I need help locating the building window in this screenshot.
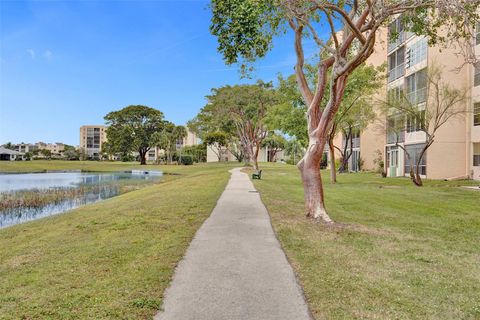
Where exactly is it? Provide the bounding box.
[387,85,404,104]
[386,114,405,144]
[475,63,480,87]
[474,102,480,126]
[406,109,425,133]
[342,129,360,149]
[474,143,480,167]
[406,69,427,104]
[405,143,427,176]
[406,38,427,68]
[388,46,405,82]
[388,18,405,52]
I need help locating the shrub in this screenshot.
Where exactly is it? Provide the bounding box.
[179,154,193,165]
[320,153,328,169]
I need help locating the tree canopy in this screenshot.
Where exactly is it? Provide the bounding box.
[191,81,279,169]
[104,105,165,165]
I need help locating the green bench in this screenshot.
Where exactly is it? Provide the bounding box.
[252,170,262,180]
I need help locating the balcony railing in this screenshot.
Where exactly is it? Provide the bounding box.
[388,63,405,82]
[388,32,405,53]
[406,87,427,105]
[387,131,405,144]
[352,137,360,148]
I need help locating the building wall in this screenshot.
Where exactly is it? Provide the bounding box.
[184,130,198,147]
[469,32,480,180]
[79,125,107,158]
[206,144,284,163]
[350,19,480,180]
[422,37,469,179]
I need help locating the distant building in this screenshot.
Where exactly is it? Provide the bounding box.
[79,125,107,159]
[13,143,38,154]
[0,146,25,161]
[35,142,65,155]
[206,144,284,163]
[147,129,199,162]
[79,125,197,161]
[9,142,65,157]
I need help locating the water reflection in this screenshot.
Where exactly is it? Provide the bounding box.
[0,171,162,228]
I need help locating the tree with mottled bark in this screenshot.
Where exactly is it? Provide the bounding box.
[196,82,278,170]
[382,65,468,186]
[262,133,287,162]
[105,105,165,165]
[188,109,246,162]
[210,0,479,222]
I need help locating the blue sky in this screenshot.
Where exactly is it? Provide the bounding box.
[0,0,317,145]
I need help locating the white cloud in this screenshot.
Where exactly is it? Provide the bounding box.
[27,49,35,59]
[43,50,53,60]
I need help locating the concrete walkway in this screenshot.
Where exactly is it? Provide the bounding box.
[155,168,312,320]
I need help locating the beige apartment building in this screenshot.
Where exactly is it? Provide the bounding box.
[206,144,284,163]
[80,125,198,161]
[12,142,65,156]
[79,125,108,159]
[330,18,480,181]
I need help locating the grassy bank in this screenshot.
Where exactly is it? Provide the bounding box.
[0,163,235,319]
[250,164,480,320]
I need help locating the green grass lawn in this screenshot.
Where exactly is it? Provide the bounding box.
[249,164,480,320]
[0,162,236,319]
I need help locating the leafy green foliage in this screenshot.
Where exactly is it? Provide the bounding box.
[179,154,194,165]
[268,63,384,149]
[153,122,187,164]
[210,0,281,73]
[203,131,228,148]
[211,1,479,68]
[261,132,287,150]
[266,74,308,147]
[181,145,207,163]
[104,105,165,164]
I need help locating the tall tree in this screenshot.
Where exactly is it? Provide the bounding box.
[194,82,278,169]
[189,102,247,162]
[210,0,479,222]
[382,65,468,186]
[154,122,187,164]
[104,105,165,165]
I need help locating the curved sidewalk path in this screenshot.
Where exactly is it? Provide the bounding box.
[155,168,312,320]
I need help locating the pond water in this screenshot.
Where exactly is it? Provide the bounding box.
[0,171,162,228]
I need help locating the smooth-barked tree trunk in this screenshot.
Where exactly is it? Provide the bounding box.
[328,128,337,183]
[298,137,332,222]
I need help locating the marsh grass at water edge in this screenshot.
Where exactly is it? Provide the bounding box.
[0,172,162,227]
